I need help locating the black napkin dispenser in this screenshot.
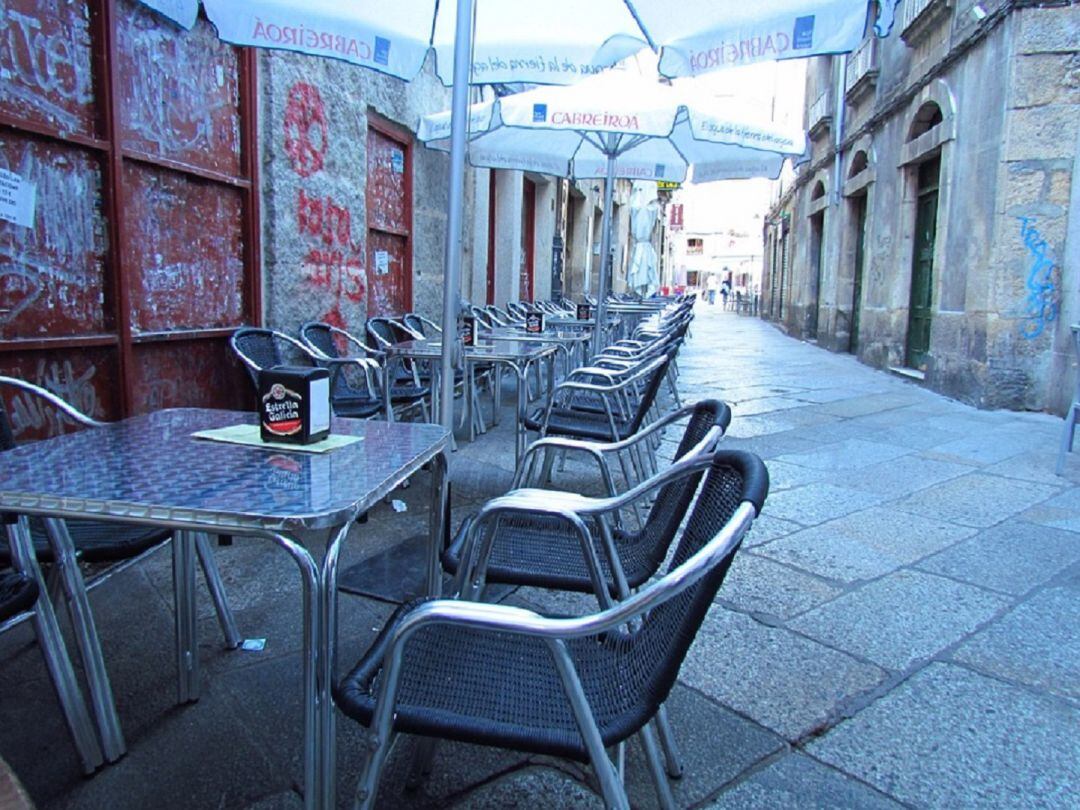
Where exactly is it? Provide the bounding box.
[525,312,544,333]
[258,366,331,444]
[576,303,592,320]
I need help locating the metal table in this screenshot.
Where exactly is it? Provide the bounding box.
[0,408,451,810]
[483,326,591,371]
[385,339,557,463]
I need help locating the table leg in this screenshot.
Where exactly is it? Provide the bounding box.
[6,519,104,774]
[427,450,450,597]
[172,530,199,704]
[319,521,354,810]
[513,361,528,467]
[264,532,322,810]
[42,517,126,761]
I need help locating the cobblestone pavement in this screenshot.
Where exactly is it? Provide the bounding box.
[1,304,1077,808]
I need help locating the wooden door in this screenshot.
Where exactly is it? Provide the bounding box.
[808,211,825,339]
[519,178,535,301]
[850,193,867,353]
[907,157,939,370]
[366,119,412,317]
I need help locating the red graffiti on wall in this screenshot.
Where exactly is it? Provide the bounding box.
[297,189,353,248]
[284,82,328,177]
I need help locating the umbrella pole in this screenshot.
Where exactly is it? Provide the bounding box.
[440,0,476,432]
[591,151,617,357]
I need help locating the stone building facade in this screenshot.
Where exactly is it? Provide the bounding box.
[762,0,1080,413]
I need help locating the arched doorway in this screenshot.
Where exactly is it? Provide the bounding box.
[906,102,944,370]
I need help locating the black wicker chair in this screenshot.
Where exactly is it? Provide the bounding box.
[334,450,769,809]
[443,400,732,598]
[231,327,384,419]
[299,321,430,422]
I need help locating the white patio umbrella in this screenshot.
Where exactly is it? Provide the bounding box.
[135,0,893,430]
[418,70,807,351]
[628,182,661,296]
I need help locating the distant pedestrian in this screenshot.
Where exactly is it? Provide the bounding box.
[720,279,731,309]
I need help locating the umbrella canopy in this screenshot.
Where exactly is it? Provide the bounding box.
[419,70,805,183]
[134,0,895,433]
[418,71,806,350]
[141,1,887,84]
[628,182,661,296]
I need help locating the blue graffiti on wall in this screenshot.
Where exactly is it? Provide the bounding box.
[1017,216,1060,339]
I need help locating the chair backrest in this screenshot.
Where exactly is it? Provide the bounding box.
[299,321,343,360]
[485,305,513,325]
[402,313,430,337]
[629,400,731,573]
[0,376,100,452]
[579,450,768,731]
[230,327,316,387]
[626,352,674,433]
[469,306,494,328]
[366,317,415,349]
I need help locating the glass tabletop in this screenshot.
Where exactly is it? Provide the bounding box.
[483,327,591,344]
[0,408,451,531]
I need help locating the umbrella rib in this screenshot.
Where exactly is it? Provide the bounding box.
[620,0,658,51]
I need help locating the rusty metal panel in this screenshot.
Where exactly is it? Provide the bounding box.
[367,231,408,317]
[0,0,97,137]
[0,133,107,339]
[366,127,408,233]
[117,0,241,177]
[130,339,250,414]
[0,347,121,439]
[124,164,245,333]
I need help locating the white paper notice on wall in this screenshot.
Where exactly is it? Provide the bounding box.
[375,250,390,275]
[0,169,36,229]
[390,150,404,174]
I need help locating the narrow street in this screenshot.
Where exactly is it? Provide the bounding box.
[1,303,1077,808]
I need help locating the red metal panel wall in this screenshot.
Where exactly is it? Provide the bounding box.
[130,340,249,412]
[0,0,259,425]
[124,165,245,333]
[366,122,411,317]
[0,0,97,138]
[0,134,108,339]
[117,0,241,177]
[0,347,121,440]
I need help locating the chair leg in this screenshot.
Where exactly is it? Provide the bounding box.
[6,521,104,774]
[353,731,397,810]
[405,737,439,791]
[639,722,677,810]
[194,533,242,649]
[1056,403,1078,475]
[654,705,684,778]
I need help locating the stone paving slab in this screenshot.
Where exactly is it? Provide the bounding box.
[773,438,913,473]
[916,519,1080,595]
[759,483,883,528]
[788,569,1011,671]
[891,472,1060,528]
[951,583,1080,700]
[717,552,845,621]
[680,609,887,740]
[829,453,973,497]
[759,507,978,583]
[808,662,1080,808]
[704,753,905,809]
[1021,487,1080,533]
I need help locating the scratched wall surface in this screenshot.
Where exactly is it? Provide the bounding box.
[124,165,245,333]
[0,0,96,137]
[0,348,119,441]
[117,0,241,176]
[131,340,250,413]
[0,134,107,339]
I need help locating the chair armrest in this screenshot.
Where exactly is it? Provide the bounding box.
[0,376,102,428]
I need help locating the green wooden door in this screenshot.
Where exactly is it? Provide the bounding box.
[907,158,939,370]
[850,194,867,353]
